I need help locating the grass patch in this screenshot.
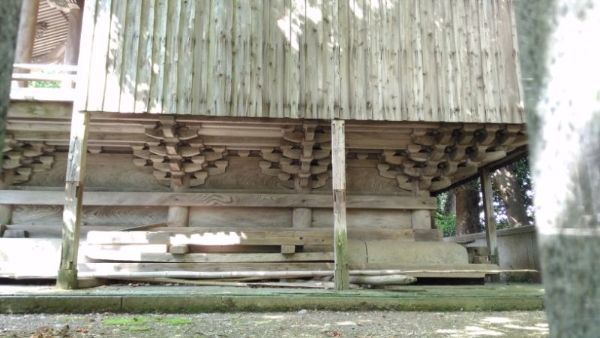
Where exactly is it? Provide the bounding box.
[164,317,192,326]
[127,326,151,332]
[103,316,148,326]
[102,316,191,329]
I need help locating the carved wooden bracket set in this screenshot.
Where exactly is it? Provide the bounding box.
[132,120,228,188]
[126,121,526,191]
[377,124,527,191]
[259,122,331,191]
[1,136,55,185]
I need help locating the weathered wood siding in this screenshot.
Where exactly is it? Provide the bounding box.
[81,0,523,123]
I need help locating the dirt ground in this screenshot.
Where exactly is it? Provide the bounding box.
[0,311,548,337]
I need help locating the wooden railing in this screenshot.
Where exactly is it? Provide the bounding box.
[10,63,77,102]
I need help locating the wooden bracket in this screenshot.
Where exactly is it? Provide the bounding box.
[260,122,331,191]
[133,121,228,187]
[377,124,527,192]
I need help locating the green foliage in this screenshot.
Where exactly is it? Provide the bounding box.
[30,80,60,88]
[102,316,192,328]
[435,210,456,237]
[435,193,457,237]
[103,317,148,326]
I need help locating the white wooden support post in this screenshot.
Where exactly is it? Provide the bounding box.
[480,167,498,264]
[331,119,349,290]
[56,0,96,290]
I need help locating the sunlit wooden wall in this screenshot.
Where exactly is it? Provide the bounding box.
[81,0,524,123]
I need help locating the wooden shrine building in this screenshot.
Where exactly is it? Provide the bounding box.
[1,0,527,290]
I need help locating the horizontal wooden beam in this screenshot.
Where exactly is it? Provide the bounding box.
[0,190,436,210]
[84,227,415,246]
[85,249,334,263]
[432,146,529,195]
[10,88,76,102]
[482,145,529,172]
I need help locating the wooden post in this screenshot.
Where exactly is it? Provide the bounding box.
[14,0,39,87]
[331,119,349,290]
[15,0,39,63]
[56,0,96,290]
[167,207,189,227]
[167,180,189,227]
[63,1,83,66]
[0,182,12,225]
[480,167,498,264]
[57,110,89,289]
[292,208,312,228]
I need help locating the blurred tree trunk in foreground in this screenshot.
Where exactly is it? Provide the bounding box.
[0,1,22,172]
[524,0,600,336]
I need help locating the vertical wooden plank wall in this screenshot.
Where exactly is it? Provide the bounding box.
[83,0,523,124]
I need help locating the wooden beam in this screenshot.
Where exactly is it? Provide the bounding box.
[56,0,97,290]
[331,120,349,290]
[432,146,528,196]
[63,1,83,66]
[480,167,498,264]
[482,145,528,172]
[84,249,333,263]
[0,190,437,210]
[14,0,39,68]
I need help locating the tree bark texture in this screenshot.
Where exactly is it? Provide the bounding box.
[455,181,481,235]
[494,167,529,226]
[443,190,456,215]
[525,0,600,336]
[0,1,23,175]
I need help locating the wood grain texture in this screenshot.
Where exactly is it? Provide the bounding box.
[480,167,498,264]
[81,0,523,123]
[0,190,437,210]
[85,249,334,263]
[331,120,349,290]
[57,0,99,289]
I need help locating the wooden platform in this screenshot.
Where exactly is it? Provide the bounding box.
[0,236,502,280]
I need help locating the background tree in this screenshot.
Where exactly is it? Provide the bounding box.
[492,158,532,227]
[455,181,481,235]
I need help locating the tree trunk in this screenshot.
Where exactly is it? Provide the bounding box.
[494,167,529,226]
[443,190,456,215]
[0,1,23,174]
[525,0,600,336]
[455,182,481,235]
